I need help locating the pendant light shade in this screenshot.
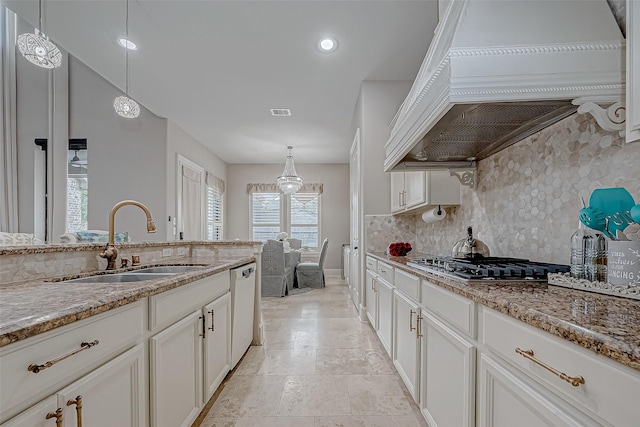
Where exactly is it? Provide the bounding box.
[277,146,303,194]
[114,0,139,118]
[17,1,62,69]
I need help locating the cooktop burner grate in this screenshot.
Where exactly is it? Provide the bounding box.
[407,256,570,282]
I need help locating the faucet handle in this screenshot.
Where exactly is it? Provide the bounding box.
[121,258,131,268]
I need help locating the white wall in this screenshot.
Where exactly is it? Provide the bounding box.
[227,163,349,269]
[166,121,227,241]
[69,57,168,241]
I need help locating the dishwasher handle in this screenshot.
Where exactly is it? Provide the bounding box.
[242,267,255,278]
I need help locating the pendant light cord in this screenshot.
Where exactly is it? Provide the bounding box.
[38,0,43,34]
[125,0,130,95]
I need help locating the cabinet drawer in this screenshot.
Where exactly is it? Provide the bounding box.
[0,302,143,423]
[365,256,377,272]
[394,268,420,301]
[377,261,394,283]
[483,308,640,427]
[149,271,229,332]
[421,280,475,338]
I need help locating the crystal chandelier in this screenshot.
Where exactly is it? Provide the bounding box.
[114,0,140,118]
[277,146,303,194]
[17,0,62,69]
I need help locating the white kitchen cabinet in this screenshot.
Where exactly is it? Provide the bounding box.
[390,171,460,214]
[365,270,378,329]
[376,277,394,357]
[392,290,421,401]
[3,345,145,427]
[1,396,58,427]
[478,354,597,427]
[57,344,145,427]
[203,292,231,402]
[420,312,475,427]
[150,311,203,427]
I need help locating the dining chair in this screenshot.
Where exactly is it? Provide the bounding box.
[289,238,302,250]
[296,238,329,288]
[261,239,289,297]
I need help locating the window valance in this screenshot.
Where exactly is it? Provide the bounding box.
[206,172,225,194]
[246,183,323,194]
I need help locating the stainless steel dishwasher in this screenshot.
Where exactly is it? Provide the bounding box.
[230,263,256,368]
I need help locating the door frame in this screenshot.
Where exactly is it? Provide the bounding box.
[175,154,206,241]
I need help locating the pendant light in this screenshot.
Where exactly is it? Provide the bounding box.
[17,0,62,69]
[114,0,140,118]
[277,146,303,194]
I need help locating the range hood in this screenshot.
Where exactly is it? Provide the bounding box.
[384,0,625,174]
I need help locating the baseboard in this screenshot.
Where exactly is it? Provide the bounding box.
[325,269,341,277]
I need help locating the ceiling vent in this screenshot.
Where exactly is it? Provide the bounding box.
[270,108,291,117]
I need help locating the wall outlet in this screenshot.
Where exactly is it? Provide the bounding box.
[177,247,187,257]
[162,248,172,257]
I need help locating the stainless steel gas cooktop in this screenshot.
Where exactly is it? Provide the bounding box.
[407,256,570,282]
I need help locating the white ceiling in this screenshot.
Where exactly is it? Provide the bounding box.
[4,0,439,164]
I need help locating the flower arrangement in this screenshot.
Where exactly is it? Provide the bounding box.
[388,242,412,257]
[276,232,288,241]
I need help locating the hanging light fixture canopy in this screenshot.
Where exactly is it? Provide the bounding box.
[114,0,140,118]
[277,146,303,194]
[17,0,62,69]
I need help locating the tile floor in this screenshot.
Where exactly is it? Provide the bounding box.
[200,277,427,427]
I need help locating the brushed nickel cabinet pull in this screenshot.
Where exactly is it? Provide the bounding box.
[409,309,416,331]
[416,314,423,338]
[208,309,215,332]
[515,348,585,387]
[199,315,206,338]
[46,408,63,427]
[66,395,83,427]
[28,341,99,374]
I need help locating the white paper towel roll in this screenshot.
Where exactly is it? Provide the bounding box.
[421,207,446,224]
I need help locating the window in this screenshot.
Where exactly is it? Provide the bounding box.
[250,190,321,249]
[207,184,223,240]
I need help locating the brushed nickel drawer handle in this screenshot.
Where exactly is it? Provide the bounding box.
[409,309,416,331]
[515,348,585,387]
[28,340,99,374]
[208,309,215,332]
[416,314,423,338]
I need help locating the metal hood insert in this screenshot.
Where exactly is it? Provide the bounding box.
[384,0,625,174]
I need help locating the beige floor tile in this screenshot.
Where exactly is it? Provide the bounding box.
[199,417,236,427]
[234,416,315,427]
[278,375,352,416]
[262,329,298,349]
[236,347,316,375]
[347,375,414,416]
[314,415,399,427]
[316,348,395,375]
[206,375,287,418]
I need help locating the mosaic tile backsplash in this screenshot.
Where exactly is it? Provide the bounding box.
[367,113,640,265]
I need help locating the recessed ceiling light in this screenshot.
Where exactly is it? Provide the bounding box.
[118,38,137,50]
[318,37,337,53]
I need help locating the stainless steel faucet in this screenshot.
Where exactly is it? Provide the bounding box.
[99,200,156,270]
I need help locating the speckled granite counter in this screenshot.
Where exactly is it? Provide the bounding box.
[0,256,255,347]
[368,252,640,372]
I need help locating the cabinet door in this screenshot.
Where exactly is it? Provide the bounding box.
[390,172,405,213]
[404,171,426,208]
[57,344,145,427]
[150,311,203,427]
[392,291,420,402]
[479,354,597,427]
[425,170,461,205]
[376,278,393,357]
[203,293,231,402]
[627,1,640,143]
[420,313,475,427]
[1,396,58,427]
[365,270,377,329]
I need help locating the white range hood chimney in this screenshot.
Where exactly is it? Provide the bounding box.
[384,0,625,173]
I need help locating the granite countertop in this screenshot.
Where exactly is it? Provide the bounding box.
[368,252,640,372]
[0,256,255,347]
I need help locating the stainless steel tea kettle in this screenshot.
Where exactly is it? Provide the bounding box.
[451,226,491,259]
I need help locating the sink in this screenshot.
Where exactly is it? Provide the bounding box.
[132,266,205,274]
[65,274,170,283]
